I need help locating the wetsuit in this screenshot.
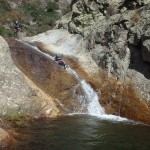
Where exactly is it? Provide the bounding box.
[53,56,66,69]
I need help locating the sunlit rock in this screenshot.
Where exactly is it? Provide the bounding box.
[0,36,60,118]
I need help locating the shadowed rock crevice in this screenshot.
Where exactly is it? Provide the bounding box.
[128,44,150,79]
[119,0,144,10]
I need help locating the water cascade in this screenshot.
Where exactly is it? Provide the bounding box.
[66,67,105,116]
[57,58,127,121]
[25,42,105,116]
[19,41,127,121]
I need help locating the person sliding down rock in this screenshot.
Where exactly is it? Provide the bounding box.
[53,55,66,69]
[58,58,66,69]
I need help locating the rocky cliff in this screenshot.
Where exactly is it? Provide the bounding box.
[0,0,150,132]
[23,30,150,125]
[57,0,150,105]
[24,0,150,124]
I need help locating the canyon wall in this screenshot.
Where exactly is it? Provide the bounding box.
[0,0,150,128]
[24,0,150,124]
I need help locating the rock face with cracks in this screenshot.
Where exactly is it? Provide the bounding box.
[58,0,150,105]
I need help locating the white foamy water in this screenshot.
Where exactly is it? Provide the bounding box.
[22,40,128,122]
[81,80,105,115]
[66,67,104,115]
[66,67,128,122]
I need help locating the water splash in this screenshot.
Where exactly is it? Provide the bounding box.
[66,67,128,121]
[66,67,105,116]
[81,80,105,115]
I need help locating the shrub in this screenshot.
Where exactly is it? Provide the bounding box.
[0,0,10,14]
[0,24,13,37]
[19,0,60,28]
[0,0,11,23]
[46,1,59,12]
[0,0,61,36]
[9,10,22,22]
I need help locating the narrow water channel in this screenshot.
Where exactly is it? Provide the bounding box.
[8,115,150,150]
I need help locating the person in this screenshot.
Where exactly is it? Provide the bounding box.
[53,54,59,62]
[13,21,21,38]
[53,54,66,69]
[58,58,66,69]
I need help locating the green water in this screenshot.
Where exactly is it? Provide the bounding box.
[8,115,150,150]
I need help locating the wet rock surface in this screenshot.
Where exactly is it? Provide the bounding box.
[24,0,150,124]
[2,34,150,124]
[6,38,90,114]
[0,36,60,118]
[57,0,150,111]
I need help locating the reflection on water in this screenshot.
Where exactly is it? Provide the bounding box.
[8,115,150,150]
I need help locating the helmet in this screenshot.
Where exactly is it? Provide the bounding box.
[15,21,18,24]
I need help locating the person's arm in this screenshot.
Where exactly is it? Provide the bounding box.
[19,23,22,31]
[53,57,57,62]
[13,23,15,29]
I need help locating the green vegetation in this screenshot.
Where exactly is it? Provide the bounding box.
[0,0,10,15]
[19,0,60,36]
[19,1,59,23]
[0,108,32,128]
[46,1,59,12]
[0,0,60,37]
[0,24,13,37]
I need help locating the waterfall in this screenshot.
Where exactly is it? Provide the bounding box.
[66,67,127,121]
[81,80,105,115]
[24,41,105,115]
[66,67,105,116]
[23,41,127,121]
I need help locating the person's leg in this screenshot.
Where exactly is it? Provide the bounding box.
[14,30,17,38]
[60,61,66,69]
[14,29,19,38]
[14,31,16,38]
